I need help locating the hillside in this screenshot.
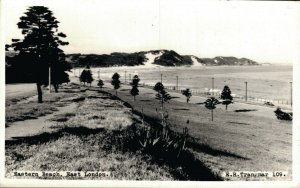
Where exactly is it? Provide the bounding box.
[197,56,259,66]
[6,50,260,68]
[65,50,259,67]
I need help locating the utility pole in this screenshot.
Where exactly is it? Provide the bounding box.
[176,76,178,90]
[212,77,214,96]
[290,81,292,107]
[245,81,248,101]
[49,67,51,93]
[79,68,81,86]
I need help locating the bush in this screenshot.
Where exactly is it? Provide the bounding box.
[111,73,121,95]
[97,79,104,89]
[181,89,192,103]
[80,68,93,86]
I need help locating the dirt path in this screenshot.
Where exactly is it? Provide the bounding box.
[5,102,78,141]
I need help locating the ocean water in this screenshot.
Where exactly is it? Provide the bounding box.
[74,64,292,103]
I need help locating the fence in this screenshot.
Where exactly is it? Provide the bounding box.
[139,82,291,107]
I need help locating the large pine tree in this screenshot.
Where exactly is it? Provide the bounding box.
[6,6,69,103]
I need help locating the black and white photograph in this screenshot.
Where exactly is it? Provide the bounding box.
[1,0,299,187]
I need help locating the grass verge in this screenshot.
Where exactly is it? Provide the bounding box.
[6,87,220,180]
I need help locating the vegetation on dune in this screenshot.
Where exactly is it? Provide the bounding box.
[62,49,259,68]
[66,52,147,67]
[153,50,193,66]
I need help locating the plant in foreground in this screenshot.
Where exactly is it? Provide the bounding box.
[136,107,189,159]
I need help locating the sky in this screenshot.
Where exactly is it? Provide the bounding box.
[2,0,300,64]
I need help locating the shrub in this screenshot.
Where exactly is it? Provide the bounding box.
[181,88,192,103]
[97,79,104,89]
[136,108,188,159]
[111,73,121,95]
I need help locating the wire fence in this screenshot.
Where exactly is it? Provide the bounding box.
[138,82,292,106]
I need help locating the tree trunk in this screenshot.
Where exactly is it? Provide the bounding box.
[36,83,43,103]
[54,84,59,93]
[211,109,213,121]
[187,98,189,103]
[226,104,228,110]
[134,96,136,101]
[116,90,117,96]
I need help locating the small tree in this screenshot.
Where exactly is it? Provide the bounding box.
[221,85,233,110]
[130,86,139,101]
[182,88,192,103]
[79,68,93,86]
[156,88,172,109]
[86,69,94,87]
[204,97,219,121]
[97,79,104,89]
[130,75,140,101]
[131,75,140,87]
[154,82,164,93]
[111,73,121,95]
[79,69,88,85]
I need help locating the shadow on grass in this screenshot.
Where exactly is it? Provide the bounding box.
[234,109,257,112]
[173,108,190,111]
[186,139,249,160]
[227,121,250,125]
[6,126,106,146]
[6,125,221,181]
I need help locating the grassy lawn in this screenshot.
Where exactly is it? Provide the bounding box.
[5,82,292,180]
[101,84,292,180]
[5,84,220,180]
